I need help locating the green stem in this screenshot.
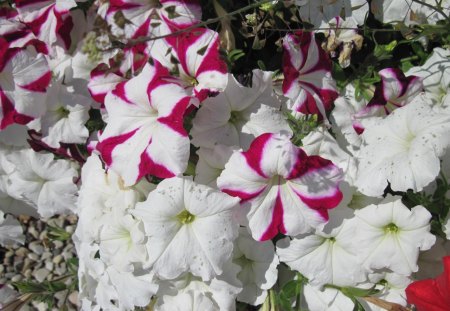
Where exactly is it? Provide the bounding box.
[400,55,419,62]
[411,0,449,20]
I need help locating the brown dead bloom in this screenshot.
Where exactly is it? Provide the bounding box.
[322,16,364,68]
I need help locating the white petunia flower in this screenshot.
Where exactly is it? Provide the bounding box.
[361,272,411,311]
[195,145,237,188]
[294,0,369,27]
[99,210,147,269]
[302,126,358,185]
[75,241,158,311]
[445,216,450,240]
[371,0,450,26]
[234,228,279,305]
[0,145,38,217]
[407,48,450,107]
[355,95,450,196]
[76,154,154,243]
[0,211,24,246]
[6,149,79,217]
[277,218,365,287]
[132,177,240,281]
[354,197,436,275]
[75,154,158,311]
[155,269,242,311]
[331,83,380,155]
[303,283,355,311]
[41,79,91,148]
[191,70,291,150]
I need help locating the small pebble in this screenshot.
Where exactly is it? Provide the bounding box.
[15,247,29,257]
[33,301,47,311]
[42,251,52,260]
[45,261,54,271]
[27,253,39,261]
[55,291,66,306]
[11,275,22,282]
[28,226,39,239]
[46,272,54,281]
[68,291,79,306]
[29,241,44,255]
[13,258,24,271]
[22,258,32,273]
[5,250,14,258]
[62,251,73,261]
[53,255,63,264]
[4,272,15,278]
[24,269,32,278]
[32,268,50,283]
[39,230,48,240]
[53,241,64,249]
[54,263,66,276]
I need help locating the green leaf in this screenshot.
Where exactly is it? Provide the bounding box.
[47,224,72,241]
[341,285,380,298]
[410,42,428,62]
[332,61,347,88]
[400,60,414,72]
[228,49,245,63]
[67,257,79,275]
[281,280,300,298]
[373,40,397,59]
[277,291,293,311]
[257,60,267,71]
[352,298,367,311]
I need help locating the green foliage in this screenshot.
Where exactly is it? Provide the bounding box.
[286,113,319,146]
[325,284,380,311]
[402,174,450,238]
[86,108,106,133]
[228,49,246,65]
[12,278,73,309]
[47,224,72,242]
[276,273,308,311]
[373,40,398,59]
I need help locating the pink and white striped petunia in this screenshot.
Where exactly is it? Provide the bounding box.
[368,68,423,114]
[0,39,51,129]
[282,31,338,118]
[97,62,191,186]
[105,0,200,31]
[217,132,343,241]
[14,0,77,51]
[160,27,228,102]
[0,18,48,53]
[159,0,202,30]
[88,63,126,106]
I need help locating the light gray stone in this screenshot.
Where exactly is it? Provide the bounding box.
[32,268,50,282]
[29,241,44,255]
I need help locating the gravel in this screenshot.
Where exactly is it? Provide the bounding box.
[0,215,79,310]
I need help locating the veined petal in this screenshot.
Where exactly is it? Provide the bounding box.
[98,63,190,185]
